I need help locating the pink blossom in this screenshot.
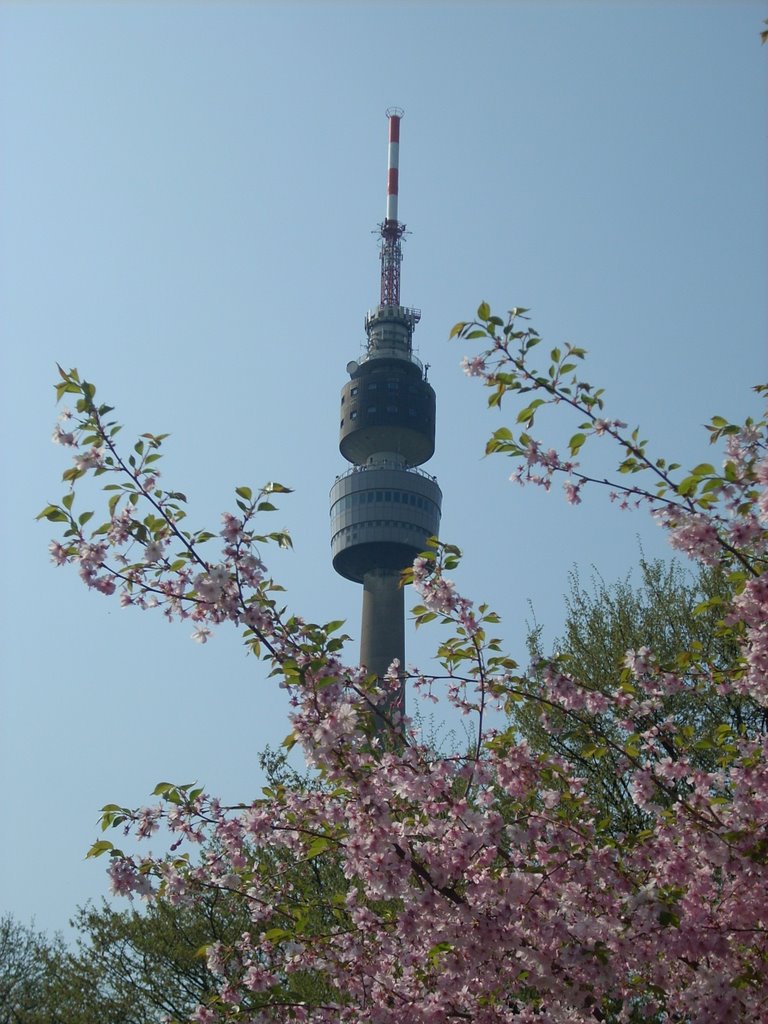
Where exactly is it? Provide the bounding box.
[51,424,76,446]
[657,510,722,564]
[563,480,582,505]
[136,806,160,839]
[237,553,264,586]
[143,539,166,562]
[74,447,103,471]
[243,965,277,992]
[191,1006,216,1023]
[460,355,486,377]
[411,556,430,582]
[107,857,152,898]
[623,646,654,676]
[48,540,70,565]
[92,575,116,595]
[524,439,541,465]
[108,506,134,544]
[221,512,243,543]
[419,577,458,614]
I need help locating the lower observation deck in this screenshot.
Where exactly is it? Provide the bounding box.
[330,465,442,583]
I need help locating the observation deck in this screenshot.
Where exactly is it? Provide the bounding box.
[329,465,442,583]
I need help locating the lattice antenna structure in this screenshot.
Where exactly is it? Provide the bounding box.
[379,106,406,307]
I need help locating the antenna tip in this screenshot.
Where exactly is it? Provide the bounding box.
[385,106,404,119]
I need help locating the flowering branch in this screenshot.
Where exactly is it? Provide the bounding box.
[40,326,768,1023]
[453,305,767,577]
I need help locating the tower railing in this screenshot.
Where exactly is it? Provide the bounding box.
[357,347,424,372]
[332,463,438,484]
[365,306,421,329]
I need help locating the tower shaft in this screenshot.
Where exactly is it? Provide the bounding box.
[361,569,406,721]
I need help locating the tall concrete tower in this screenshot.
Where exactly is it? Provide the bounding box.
[330,108,441,717]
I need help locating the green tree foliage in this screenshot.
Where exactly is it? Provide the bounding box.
[59,894,247,1024]
[517,559,761,836]
[0,753,343,1024]
[0,901,236,1024]
[0,916,63,1024]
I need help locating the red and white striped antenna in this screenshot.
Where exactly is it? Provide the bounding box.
[385,106,402,225]
[379,106,406,307]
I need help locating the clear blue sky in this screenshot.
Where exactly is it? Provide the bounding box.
[1,2,765,935]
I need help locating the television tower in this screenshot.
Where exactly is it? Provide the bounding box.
[330,108,441,719]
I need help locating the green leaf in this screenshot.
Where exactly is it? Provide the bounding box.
[281,731,297,751]
[36,504,67,523]
[236,486,253,501]
[659,908,680,929]
[427,942,454,964]
[305,837,330,859]
[86,840,114,859]
[569,432,587,455]
[676,476,697,497]
[477,301,491,320]
[517,399,544,424]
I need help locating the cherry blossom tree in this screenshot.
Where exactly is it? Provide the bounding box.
[40,304,768,1022]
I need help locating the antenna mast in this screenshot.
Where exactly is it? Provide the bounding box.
[379,106,406,307]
